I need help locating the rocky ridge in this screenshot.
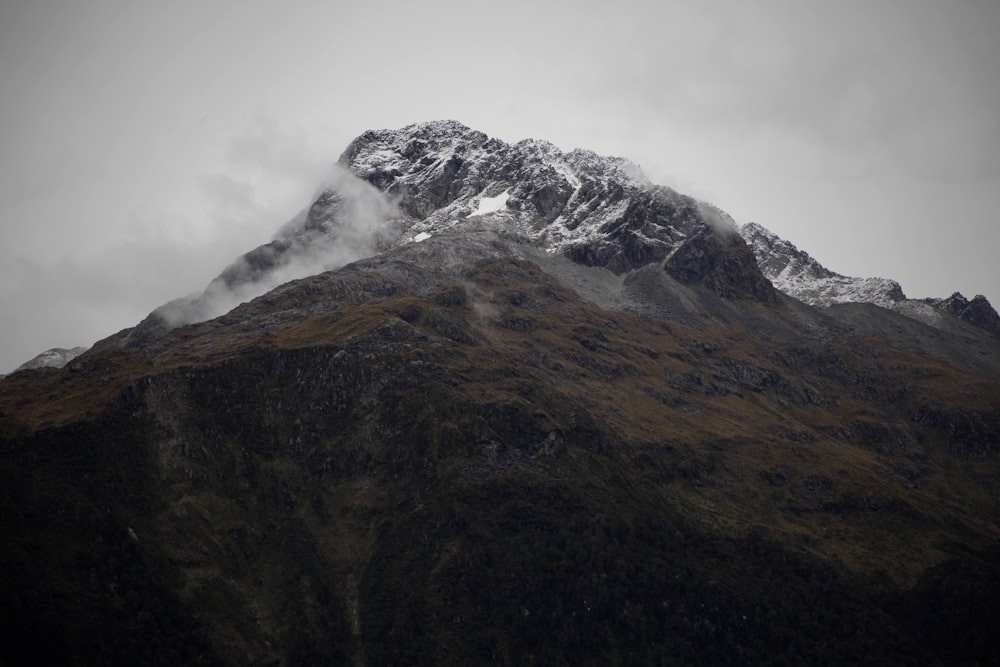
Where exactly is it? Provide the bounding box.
[739,221,905,308]
[740,221,999,336]
[923,292,1000,336]
[12,121,995,368]
[339,121,765,282]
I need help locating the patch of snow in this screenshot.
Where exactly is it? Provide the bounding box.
[413,231,433,242]
[468,190,510,217]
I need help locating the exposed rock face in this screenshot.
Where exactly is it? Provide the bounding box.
[341,120,745,282]
[662,226,775,302]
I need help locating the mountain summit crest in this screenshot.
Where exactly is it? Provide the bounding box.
[118,120,771,344]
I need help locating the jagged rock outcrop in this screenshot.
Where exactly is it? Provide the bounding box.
[662,226,775,302]
[923,292,1000,337]
[342,120,748,282]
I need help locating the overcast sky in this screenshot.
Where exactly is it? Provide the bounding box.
[1,0,998,372]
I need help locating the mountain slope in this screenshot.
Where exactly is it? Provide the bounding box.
[2,121,999,665]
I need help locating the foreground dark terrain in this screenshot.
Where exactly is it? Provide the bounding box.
[2,122,999,665]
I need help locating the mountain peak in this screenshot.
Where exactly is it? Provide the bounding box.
[335,121,753,284]
[14,346,88,372]
[87,122,1000,351]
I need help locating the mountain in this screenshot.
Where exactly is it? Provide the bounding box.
[2,120,999,665]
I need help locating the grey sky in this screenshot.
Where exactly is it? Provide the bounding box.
[1,0,998,372]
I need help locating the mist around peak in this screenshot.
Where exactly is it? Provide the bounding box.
[153,166,402,330]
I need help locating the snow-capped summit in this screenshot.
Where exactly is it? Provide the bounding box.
[335,120,753,282]
[337,119,662,255]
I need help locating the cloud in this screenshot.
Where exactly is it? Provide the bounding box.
[0,117,348,372]
[196,117,342,247]
[588,0,1000,183]
[0,240,214,372]
[155,165,402,329]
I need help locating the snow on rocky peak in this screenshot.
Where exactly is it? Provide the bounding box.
[739,222,904,308]
[337,120,652,235]
[336,120,745,279]
[739,222,1000,337]
[467,190,510,217]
